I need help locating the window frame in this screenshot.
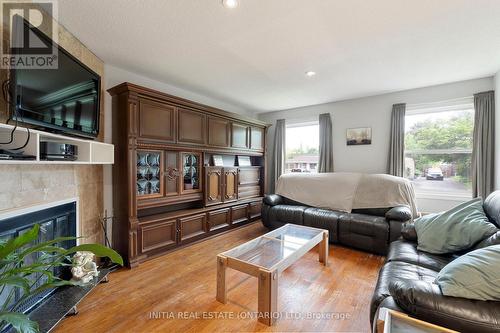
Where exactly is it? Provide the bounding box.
[404,98,474,200]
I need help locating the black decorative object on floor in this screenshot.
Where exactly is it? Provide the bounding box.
[18,269,110,333]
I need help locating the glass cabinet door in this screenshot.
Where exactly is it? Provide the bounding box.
[136,150,163,198]
[182,152,201,192]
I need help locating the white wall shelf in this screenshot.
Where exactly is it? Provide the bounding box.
[0,123,114,165]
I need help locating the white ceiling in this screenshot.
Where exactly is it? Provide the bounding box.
[58,0,500,113]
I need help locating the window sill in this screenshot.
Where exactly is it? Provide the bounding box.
[415,192,472,201]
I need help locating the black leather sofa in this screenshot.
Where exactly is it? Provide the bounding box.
[371,191,500,332]
[261,194,413,255]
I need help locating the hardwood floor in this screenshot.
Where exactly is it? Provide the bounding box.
[54,222,384,333]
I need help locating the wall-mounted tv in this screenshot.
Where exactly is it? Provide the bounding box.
[9,15,101,139]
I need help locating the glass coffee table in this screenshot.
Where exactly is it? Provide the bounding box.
[216,223,329,325]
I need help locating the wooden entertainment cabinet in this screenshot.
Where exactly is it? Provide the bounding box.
[108,83,268,267]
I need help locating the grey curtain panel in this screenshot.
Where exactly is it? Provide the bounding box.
[318,113,334,173]
[472,91,495,199]
[387,103,406,177]
[270,119,286,192]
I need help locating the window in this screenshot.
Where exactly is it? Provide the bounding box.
[285,122,319,173]
[404,103,474,197]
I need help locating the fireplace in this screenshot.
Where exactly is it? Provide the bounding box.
[0,200,77,314]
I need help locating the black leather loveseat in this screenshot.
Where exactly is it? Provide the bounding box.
[262,194,413,255]
[370,191,500,332]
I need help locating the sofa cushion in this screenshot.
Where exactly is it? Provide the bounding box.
[436,245,500,301]
[473,231,500,250]
[303,208,340,242]
[389,279,500,333]
[414,198,498,254]
[338,213,389,255]
[339,213,388,237]
[351,207,390,217]
[268,205,308,225]
[370,261,438,320]
[484,190,500,227]
[386,240,458,272]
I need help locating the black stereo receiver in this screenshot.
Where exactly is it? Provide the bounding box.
[40,142,78,161]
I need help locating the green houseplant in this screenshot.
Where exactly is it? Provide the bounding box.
[0,224,123,333]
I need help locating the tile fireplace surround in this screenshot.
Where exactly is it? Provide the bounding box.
[0,165,104,245]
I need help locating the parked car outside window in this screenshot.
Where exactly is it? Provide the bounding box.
[426,168,444,181]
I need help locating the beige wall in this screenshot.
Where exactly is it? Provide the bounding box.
[0,6,104,244]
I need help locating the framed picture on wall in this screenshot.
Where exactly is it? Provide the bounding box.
[346,127,372,145]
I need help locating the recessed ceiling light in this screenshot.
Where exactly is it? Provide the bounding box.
[305,71,316,77]
[222,0,239,9]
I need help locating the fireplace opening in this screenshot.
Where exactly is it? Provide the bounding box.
[0,201,77,314]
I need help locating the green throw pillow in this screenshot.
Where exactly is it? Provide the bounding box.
[436,244,500,301]
[414,198,497,254]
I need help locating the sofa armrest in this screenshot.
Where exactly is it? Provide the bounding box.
[263,194,283,207]
[386,206,413,242]
[389,280,500,332]
[385,206,412,222]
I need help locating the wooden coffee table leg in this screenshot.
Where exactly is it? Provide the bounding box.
[216,255,227,304]
[319,230,329,266]
[258,269,278,326]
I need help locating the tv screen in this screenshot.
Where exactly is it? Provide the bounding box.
[10,16,101,139]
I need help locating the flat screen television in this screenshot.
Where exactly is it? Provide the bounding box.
[9,16,101,139]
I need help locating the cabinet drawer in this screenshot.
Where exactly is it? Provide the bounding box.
[231,205,248,225]
[179,214,207,243]
[207,208,230,231]
[138,219,177,254]
[249,201,262,219]
[238,185,261,199]
[238,167,260,185]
